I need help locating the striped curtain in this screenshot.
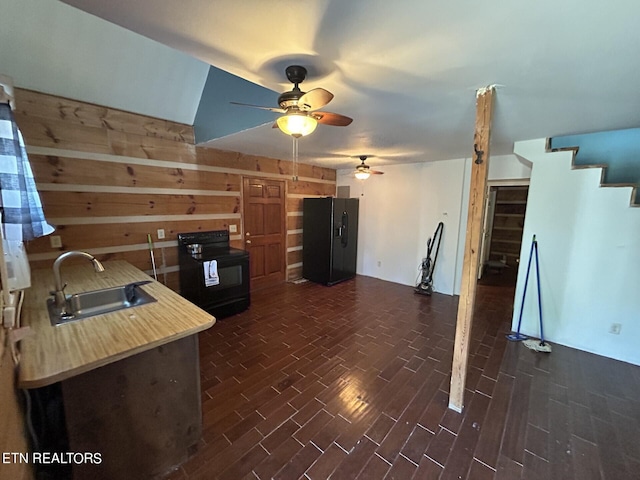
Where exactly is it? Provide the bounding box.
[0,102,54,241]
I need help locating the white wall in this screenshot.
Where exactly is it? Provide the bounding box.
[513,139,640,366]
[337,154,531,296]
[488,154,533,181]
[338,159,466,295]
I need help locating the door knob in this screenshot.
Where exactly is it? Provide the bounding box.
[245,232,251,236]
[246,240,252,244]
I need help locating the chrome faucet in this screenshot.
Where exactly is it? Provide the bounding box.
[52,251,105,312]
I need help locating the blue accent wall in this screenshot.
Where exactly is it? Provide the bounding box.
[193,66,278,144]
[551,128,640,185]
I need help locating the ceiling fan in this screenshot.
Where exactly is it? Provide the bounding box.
[354,156,384,180]
[231,65,352,138]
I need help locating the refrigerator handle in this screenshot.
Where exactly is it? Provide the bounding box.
[341,211,348,247]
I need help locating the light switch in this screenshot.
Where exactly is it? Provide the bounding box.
[229,224,237,233]
[50,235,62,248]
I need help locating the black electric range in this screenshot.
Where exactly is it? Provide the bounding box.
[177,230,250,319]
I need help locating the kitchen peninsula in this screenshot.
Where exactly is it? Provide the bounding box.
[19,260,215,479]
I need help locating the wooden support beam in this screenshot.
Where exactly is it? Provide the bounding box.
[449,86,495,412]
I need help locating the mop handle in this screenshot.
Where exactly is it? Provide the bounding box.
[533,239,545,344]
[147,233,158,281]
[514,235,536,334]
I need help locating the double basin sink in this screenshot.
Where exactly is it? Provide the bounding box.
[47,280,157,326]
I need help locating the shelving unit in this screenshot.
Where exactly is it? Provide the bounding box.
[487,186,529,267]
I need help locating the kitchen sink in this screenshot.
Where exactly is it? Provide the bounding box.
[47,281,157,326]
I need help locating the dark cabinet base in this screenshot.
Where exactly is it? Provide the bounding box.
[60,335,202,480]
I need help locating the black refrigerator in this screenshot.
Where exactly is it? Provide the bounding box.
[303,197,359,285]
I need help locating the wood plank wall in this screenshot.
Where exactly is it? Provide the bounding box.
[16,89,336,291]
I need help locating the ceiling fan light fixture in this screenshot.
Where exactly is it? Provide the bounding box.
[355,170,370,180]
[277,112,318,138]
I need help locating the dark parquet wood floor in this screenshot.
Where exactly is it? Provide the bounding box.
[166,276,640,480]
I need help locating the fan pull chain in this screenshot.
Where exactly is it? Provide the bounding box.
[292,137,299,182]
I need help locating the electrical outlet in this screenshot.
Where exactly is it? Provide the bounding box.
[50,235,62,248]
[377,261,382,267]
[157,229,165,240]
[229,224,237,233]
[609,323,622,335]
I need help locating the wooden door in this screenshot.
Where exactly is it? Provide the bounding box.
[242,178,287,290]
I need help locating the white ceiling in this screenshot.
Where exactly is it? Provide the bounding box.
[27,1,640,169]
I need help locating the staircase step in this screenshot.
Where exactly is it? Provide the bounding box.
[547,138,640,207]
[551,129,640,186]
[550,146,579,153]
[571,163,607,170]
[601,182,637,188]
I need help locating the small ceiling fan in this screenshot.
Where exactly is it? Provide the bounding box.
[231,65,352,138]
[354,156,384,180]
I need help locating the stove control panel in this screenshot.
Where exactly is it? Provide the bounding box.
[177,230,230,247]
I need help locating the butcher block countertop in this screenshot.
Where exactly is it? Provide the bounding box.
[19,260,215,389]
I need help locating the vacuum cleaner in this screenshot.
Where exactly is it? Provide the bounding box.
[415,222,444,295]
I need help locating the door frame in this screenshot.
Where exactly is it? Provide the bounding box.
[478,187,497,279]
[478,178,530,279]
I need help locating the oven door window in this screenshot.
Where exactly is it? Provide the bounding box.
[205,264,242,290]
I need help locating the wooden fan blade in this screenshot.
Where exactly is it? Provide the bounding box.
[230,101,285,113]
[313,111,353,126]
[354,170,383,177]
[298,88,333,111]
